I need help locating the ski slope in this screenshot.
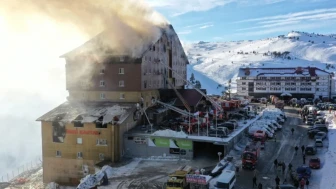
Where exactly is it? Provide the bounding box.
[186,31,336,94]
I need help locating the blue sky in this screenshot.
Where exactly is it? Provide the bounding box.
[146,0,336,42]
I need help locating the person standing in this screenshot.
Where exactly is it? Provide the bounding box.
[275,176,280,187]
[295,146,299,155]
[274,133,277,142]
[258,182,263,189]
[291,128,295,135]
[288,162,293,172]
[301,145,305,154]
[282,162,286,175]
[303,154,306,164]
[253,176,257,188]
[300,178,305,189]
[274,159,278,170]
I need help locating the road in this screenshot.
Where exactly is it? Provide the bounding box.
[234,105,328,189]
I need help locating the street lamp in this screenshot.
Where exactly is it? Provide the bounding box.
[217,152,222,162]
[201,168,205,175]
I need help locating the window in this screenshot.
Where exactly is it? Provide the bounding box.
[100,80,105,87]
[242,87,246,90]
[99,153,105,160]
[119,80,124,87]
[77,152,83,159]
[97,139,107,145]
[120,56,125,62]
[242,82,246,85]
[77,138,82,144]
[100,69,105,74]
[56,151,61,157]
[144,81,147,89]
[100,93,105,99]
[153,45,155,51]
[119,68,124,74]
[120,93,125,99]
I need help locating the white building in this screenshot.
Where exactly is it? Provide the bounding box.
[236,67,333,99]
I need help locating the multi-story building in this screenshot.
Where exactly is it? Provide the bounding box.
[37,24,189,185]
[236,67,333,99]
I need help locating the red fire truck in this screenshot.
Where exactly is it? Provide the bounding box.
[253,130,266,149]
[242,142,261,170]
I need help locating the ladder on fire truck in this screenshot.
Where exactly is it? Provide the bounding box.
[161,71,191,112]
[159,61,223,112]
[151,97,194,117]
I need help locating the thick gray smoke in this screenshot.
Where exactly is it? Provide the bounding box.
[0,0,167,180]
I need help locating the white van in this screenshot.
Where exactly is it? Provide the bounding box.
[215,170,236,189]
[249,126,274,138]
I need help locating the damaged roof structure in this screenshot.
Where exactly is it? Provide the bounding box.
[37,101,135,125]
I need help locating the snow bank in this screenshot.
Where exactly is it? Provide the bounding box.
[152,129,188,137]
[101,159,141,179]
[319,114,336,188]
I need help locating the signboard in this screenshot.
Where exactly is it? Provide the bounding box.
[66,129,100,135]
[134,137,147,144]
[186,174,207,185]
[150,137,170,147]
[175,139,192,150]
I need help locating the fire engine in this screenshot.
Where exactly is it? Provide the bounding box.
[242,142,261,170]
[253,130,266,149]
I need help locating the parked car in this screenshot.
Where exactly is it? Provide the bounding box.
[296,165,312,180]
[308,129,320,139]
[227,120,239,129]
[229,113,246,120]
[209,130,227,138]
[306,118,314,125]
[315,139,323,147]
[308,125,328,133]
[305,145,317,155]
[217,122,236,130]
[309,158,321,169]
[279,184,296,189]
[314,131,327,140]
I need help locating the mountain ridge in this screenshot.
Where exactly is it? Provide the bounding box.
[185,31,336,95]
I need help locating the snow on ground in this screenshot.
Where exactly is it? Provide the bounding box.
[186,31,336,94]
[152,129,188,137]
[319,113,336,188]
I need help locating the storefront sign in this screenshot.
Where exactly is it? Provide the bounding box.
[175,139,192,150]
[66,129,100,135]
[186,174,207,185]
[150,137,169,147]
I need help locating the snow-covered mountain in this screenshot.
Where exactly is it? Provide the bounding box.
[185,31,336,95]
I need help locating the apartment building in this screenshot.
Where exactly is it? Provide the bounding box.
[236,67,333,99]
[37,24,189,185]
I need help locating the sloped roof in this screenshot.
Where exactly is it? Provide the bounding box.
[36,101,135,124]
[60,24,188,64]
[238,67,331,77]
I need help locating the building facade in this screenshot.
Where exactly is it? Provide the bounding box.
[236,67,333,99]
[37,24,189,185]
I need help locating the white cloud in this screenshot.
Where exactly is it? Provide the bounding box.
[146,0,235,17]
[185,22,213,28]
[199,24,214,29]
[177,30,192,35]
[235,8,336,36]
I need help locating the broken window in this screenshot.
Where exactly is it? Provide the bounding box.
[95,116,107,128]
[77,152,83,159]
[119,68,124,74]
[97,139,107,145]
[100,93,105,99]
[144,81,147,89]
[119,80,124,87]
[73,115,84,127]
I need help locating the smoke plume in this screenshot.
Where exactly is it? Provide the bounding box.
[0,0,167,180]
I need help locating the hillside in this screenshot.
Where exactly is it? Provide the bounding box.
[185,31,336,95]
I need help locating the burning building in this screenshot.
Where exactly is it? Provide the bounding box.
[37,24,189,185]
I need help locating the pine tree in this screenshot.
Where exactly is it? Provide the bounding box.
[195,80,202,89]
[190,73,195,84]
